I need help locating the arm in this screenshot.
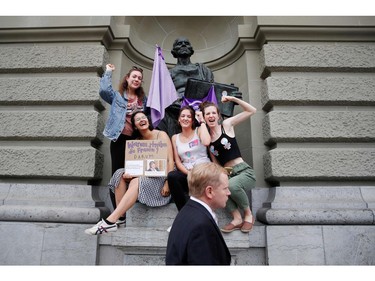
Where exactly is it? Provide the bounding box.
[172,135,189,175]
[222,96,256,127]
[160,131,175,173]
[99,64,117,104]
[195,110,211,146]
[221,96,256,136]
[209,150,220,165]
[159,131,174,197]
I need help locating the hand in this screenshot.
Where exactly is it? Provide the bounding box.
[221,95,233,103]
[122,173,133,182]
[161,181,170,197]
[195,110,204,123]
[106,64,115,71]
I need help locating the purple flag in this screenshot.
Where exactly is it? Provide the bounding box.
[147,45,178,128]
[181,84,218,111]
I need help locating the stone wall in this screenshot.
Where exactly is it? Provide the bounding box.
[0,18,112,265]
[0,16,374,265]
[256,24,375,265]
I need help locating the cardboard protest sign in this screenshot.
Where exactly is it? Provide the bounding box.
[124,140,168,177]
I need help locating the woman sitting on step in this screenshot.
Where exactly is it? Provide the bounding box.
[200,96,257,233]
[168,105,211,211]
[85,110,174,235]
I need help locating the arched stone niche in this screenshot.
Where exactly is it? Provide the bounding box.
[115,16,244,65]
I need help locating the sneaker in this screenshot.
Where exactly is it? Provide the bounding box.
[116,217,126,228]
[84,219,118,235]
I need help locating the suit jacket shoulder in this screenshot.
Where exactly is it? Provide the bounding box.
[166,199,231,265]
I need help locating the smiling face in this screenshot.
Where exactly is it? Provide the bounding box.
[133,112,149,130]
[179,108,194,129]
[126,70,143,91]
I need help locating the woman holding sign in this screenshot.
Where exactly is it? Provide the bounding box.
[85,111,174,235]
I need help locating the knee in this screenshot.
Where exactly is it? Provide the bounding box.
[128,178,139,188]
[167,170,179,182]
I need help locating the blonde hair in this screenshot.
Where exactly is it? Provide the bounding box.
[188,162,227,197]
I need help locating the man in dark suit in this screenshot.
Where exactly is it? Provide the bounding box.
[165,162,231,265]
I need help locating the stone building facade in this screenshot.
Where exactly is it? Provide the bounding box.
[0,16,374,265]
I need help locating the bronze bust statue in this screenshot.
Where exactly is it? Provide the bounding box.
[169,37,214,98]
[157,37,241,137]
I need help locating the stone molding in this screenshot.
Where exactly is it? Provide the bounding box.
[0,184,110,223]
[257,186,375,225]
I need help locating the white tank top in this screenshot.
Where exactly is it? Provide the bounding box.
[176,128,211,170]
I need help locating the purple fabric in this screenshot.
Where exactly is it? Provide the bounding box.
[147,46,178,128]
[181,84,218,111]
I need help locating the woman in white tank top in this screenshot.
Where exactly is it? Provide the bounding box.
[168,106,211,211]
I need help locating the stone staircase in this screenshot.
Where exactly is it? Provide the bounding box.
[0,183,268,265]
[97,202,267,265]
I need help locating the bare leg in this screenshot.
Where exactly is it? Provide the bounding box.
[114,176,128,217]
[107,178,139,223]
[240,206,255,232]
[230,209,243,225]
[243,207,254,222]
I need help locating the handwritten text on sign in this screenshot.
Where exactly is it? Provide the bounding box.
[125,140,168,176]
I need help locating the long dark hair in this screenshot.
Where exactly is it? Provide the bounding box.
[178,105,199,131]
[130,110,154,139]
[119,66,145,101]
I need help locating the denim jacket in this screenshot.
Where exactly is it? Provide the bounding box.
[99,70,148,141]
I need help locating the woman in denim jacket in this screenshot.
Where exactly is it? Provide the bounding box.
[99,64,148,218]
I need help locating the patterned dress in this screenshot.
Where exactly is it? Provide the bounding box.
[108,168,171,207]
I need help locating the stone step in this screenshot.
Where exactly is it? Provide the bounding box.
[101,223,266,248]
[98,224,266,265]
[98,186,269,227]
[125,202,238,228]
[125,202,178,228]
[97,202,267,265]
